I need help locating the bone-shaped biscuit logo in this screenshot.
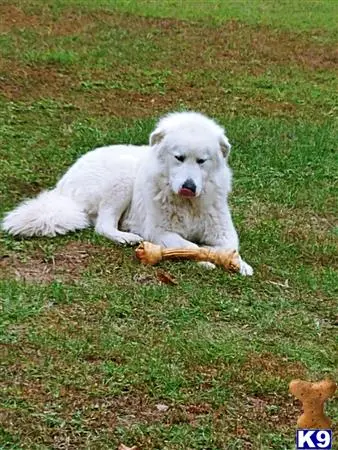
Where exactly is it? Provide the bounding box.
[289,379,336,429]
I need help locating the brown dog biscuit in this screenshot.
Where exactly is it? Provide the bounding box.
[289,379,336,429]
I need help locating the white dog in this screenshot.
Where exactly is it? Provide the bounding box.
[2,111,253,275]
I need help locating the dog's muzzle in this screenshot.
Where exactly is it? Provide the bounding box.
[179,178,197,198]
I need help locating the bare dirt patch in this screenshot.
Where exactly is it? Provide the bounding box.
[74,89,180,119]
[0,63,314,119]
[51,11,338,72]
[0,342,306,448]
[0,4,96,36]
[0,369,166,448]
[0,59,180,117]
[2,3,337,74]
[0,7,337,119]
[241,352,307,379]
[0,4,40,32]
[224,352,307,429]
[146,18,338,73]
[0,242,94,283]
[1,239,169,286]
[0,60,77,101]
[236,392,299,428]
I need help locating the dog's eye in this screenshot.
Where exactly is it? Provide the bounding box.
[175,155,185,162]
[197,158,206,165]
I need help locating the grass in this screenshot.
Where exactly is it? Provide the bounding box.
[0,1,337,449]
[18,0,338,36]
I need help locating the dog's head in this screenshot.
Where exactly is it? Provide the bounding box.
[150,111,231,198]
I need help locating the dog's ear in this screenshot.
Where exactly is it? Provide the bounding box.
[219,134,231,159]
[150,129,165,147]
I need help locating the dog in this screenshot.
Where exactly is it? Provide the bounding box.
[2,111,253,275]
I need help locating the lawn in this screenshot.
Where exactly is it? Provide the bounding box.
[0,1,337,449]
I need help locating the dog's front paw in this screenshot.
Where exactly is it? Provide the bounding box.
[239,258,254,276]
[111,231,143,246]
[197,261,216,270]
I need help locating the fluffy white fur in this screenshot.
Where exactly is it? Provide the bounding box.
[2,111,253,275]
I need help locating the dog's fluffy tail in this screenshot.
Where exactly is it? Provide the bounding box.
[2,190,89,237]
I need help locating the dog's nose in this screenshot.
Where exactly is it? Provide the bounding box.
[182,179,196,193]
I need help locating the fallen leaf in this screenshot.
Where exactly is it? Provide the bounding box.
[118,444,137,450]
[156,269,178,285]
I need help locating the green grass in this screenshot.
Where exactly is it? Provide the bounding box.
[25,49,80,66]
[1,1,337,449]
[113,0,338,33]
[20,0,338,36]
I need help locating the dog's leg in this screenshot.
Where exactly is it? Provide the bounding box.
[152,231,199,249]
[149,231,216,270]
[95,200,142,245]
[203,210,253,276]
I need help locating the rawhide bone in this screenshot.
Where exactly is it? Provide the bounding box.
[289,379,337,429]
[135,241,240,272]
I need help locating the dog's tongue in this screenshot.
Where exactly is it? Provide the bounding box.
[179,188,196,198]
